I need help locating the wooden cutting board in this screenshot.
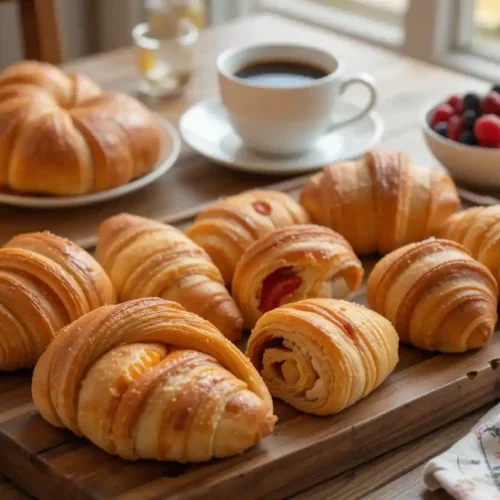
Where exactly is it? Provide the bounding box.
[0,178,499,500]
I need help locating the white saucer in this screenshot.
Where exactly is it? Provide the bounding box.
[0,116,181,209]
[180,99,384,175]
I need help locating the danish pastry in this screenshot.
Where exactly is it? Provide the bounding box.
[0,231,115,370]
[300,151,460,254]
[187,190,310,284]
[232,225,363,328]
[246,299,399,415]
[32,298,276,463]
[367,238,498,352]
[97,213,243,341]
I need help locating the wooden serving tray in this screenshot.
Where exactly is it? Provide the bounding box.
[0,178,499,500]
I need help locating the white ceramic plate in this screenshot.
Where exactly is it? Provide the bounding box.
[180,99,384,175]
[0,116,181,209]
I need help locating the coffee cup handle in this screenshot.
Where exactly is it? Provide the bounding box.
[328,73,377,132]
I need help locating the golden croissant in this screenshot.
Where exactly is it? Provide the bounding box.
[97,213,243,341]
[186,189,310,284]
[0,60,163,195]
[438,205,500,285]
[367,238,498,352]
[0,231,115,370]
[32,298,276,463]
[233,225,363,328]
[247,299,399,416]
[299,150,460,254]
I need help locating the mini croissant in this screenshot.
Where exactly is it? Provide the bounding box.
[438,205,500,285]
[0,231,115,370]
[299,151,460,254]
[186,190,310,284]
[247,299,399,416]
[367,238,498,352]
[32,298,276,463]
[97,213,243,341]
[232,225,363,328]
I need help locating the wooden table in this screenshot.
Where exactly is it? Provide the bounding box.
[0,13,497,500]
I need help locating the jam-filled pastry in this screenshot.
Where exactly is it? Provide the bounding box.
[97,213,243,342]
[438,205,500,286]
[232,225,363,328]
[0,231,115,370]
[300,150,460,254]
[246,299,399,416]
[32,298,276,463]
[186,190,310,285]
[367,238,498,352]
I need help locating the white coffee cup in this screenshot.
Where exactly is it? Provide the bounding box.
[217,43,377,156]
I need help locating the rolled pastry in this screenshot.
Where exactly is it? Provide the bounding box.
[232,225,363,328]
[97,213,243,341]
[300,150,460,254]
[32,298,276,463]
[438,205,500,285]
[0,231,115,370]
[367,238,498,352]
[186,190,310,284]
[246,299,399,416]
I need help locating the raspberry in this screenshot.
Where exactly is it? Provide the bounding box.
[447,94,463,114]
[481,91,500,115]
[431,104,454,127]
[447,115,463,141]
[474,115,500,147]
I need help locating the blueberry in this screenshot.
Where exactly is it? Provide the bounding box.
[492,84,500,93]
[462,109,480,130]
[463,92,482,113]
[433,121,448,137]
[458,130,477,145]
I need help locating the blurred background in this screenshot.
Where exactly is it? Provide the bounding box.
[0,0,498,80]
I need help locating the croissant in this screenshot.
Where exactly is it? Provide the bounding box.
[232,225,363,328]
[246,299,399,415]
[0,60,163,195]
[32,298,276,463]
[0,231,115,370]
[186,190,310,284]
[97,213,243,341]
[367,238,498,352]
[438,206,500,285]
[299,150,460,254]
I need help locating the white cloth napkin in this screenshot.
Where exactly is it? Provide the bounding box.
[424,403,500,500]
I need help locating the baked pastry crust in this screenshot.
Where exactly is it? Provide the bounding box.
[232,224,363,328]
[367,238,498,352]
[97,213,243,341]
[32,298,276,462]
[186,189,310,284]
[299,151,460,254]
[438,205,500,285]
[0,61,163,195]
[0,231,115,370]
[246,299,399,416]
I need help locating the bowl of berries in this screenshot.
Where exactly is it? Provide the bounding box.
[422,85,500,189]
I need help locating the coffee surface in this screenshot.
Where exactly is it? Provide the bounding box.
[235,61,328,88]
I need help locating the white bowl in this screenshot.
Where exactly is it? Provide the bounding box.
[421,99,500,189]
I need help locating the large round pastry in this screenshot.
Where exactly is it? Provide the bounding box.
[0,61,163,196]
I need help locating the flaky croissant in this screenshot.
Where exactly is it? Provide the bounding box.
[367,238,498,352]
[438,206,500,285]
[232,225,363,328]
[186,190,310,284]
[0,231,115,370]
[32,298,276,463]
[246,299,399,415]
[97,213,243,341]
[299,150,460,254]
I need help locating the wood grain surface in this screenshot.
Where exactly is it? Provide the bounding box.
[0,14,496,248]
[0,181,499,500]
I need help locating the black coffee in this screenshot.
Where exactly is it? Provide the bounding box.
[234,61,329,88]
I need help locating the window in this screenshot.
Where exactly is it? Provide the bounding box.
[259,0,500,81]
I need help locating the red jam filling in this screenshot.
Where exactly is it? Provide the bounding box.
[252,201,272,216]
[259,266,303,313]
